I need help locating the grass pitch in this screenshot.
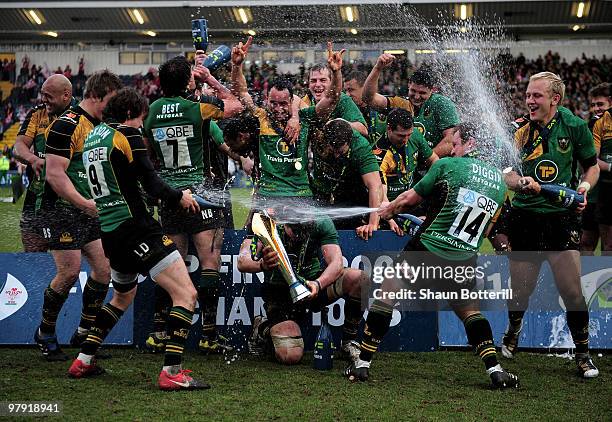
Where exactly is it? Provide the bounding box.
[0,348,609,421]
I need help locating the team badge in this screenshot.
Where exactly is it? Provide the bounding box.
[276,138,291,157]
[557,137,570,152]
[414,121,426,136]
[162,235,173,247]
[534,159,558,183]
[60,232,73,243]
[423,106,431,118]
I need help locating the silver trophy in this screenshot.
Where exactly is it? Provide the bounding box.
[251,212,311,303]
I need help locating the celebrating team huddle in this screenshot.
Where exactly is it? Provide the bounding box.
[12,35,608,391]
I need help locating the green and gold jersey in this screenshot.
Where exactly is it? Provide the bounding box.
[361,107,390,163]
[593,109,612,185]
[301,92,367,127]
[413,157,506,260]
[380,131,432,201]
[143,95,224,189]
[82,123,144,231]
[265,217,339,286]
[18,99,77,196]
[37,105,98,211]
[387,93,459,148]
[310,128,379,206]
[254,106,313,197]
[513,106,597,213]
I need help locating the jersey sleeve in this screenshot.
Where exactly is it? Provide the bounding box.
[337,94,367,125]
[572,119,596,161]
[199,95,225,120]
[316,217,339,246]
[209,120,225,146]
[45,115,77,159]
[413,158,444,197]
[435,95,459,131]
[352,133,379,175]
[592,117,603,151]
[386,96,414,115]
[414,130,433,161]
[18,107,39,138]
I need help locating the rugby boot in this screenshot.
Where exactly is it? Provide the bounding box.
[199,334,234,354]
[576,354,599,378]
[345,361,370,382]
[34,330,68,362]
[145,332,169,353]
[158,369,211,391]
[67,358,105,378]
[488,365,520,389]
[501,322,522,359]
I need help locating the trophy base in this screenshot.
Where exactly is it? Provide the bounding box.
[289,282,311,304]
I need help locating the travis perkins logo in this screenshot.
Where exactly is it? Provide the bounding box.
[4,287,22,305]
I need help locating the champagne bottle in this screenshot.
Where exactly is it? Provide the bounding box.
[191,19,209,52]
[539,184,584,210]
[203,45,232,72]
[395,213,423,236]
[313,308,334,370]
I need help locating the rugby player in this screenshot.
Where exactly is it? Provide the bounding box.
[302,64,368,137]
[68,88,209,390]
[237,215,367,364]
[362,54,459,156]
[344,70,388,156]
[33,70,122,361]
[143,55,241,354]
[13,74,74,252]
[586,83,612,254]
[346,123,519,389]
[309,118,382,239]
[378,108,438,235]
[501,72,600,378]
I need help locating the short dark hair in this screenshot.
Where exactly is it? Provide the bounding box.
[387,108,413,131]
[269,78,294,99]
[589,82,611,99]
[159,56,191,97]
[345,70,367,86]
[308,63,330,79]
[409,68,435,88]
[456,122,479,142]
[102,87,148,123]
[323,118,353,148]
[84,70,122,100]
[221,113,260,154]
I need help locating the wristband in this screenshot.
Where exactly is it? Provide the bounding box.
[313,279,322,293]
[578,181,591,193]
[259,260,265,272]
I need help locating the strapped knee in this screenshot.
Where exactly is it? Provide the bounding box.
[111,269,138,293]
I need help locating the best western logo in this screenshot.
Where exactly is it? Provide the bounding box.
[535,159,558,183]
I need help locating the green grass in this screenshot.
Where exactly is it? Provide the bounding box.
[0,348,609,421]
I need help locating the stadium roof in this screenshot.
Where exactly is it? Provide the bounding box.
[0,1,610,44]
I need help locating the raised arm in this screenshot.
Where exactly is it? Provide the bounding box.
[230,36,256,113]
[362,53,395,112]
[315,42,345,120]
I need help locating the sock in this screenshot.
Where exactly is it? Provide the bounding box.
[342,295,362,342]
[463,313,498,370]
[81,303,124,356]
[79,277,109,331]
[39,286,68,335]
[566,310,589,354]
[359,300,393,362]
[507,310,525,333]
[162,365,181,376]
[153,284,171,334]
[77,353,93,365]
[199,269,221,341]
[164,306,193,367]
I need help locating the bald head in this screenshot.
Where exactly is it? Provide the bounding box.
[41,74,72,116]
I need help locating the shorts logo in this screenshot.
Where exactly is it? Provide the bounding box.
[570,230,580,245]
[276,138,291,157]
[162,235,173,247]
[557,137,570,152]
[59,232,73,243]
[534,160,558,183]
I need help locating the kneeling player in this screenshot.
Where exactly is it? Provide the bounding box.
[237,215,368,364]
[67,88,209,390]
[346,123,519,389]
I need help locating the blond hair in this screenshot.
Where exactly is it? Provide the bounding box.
[529,72,565,101]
